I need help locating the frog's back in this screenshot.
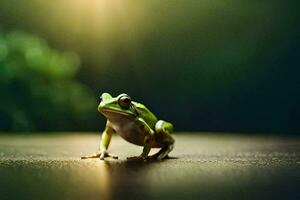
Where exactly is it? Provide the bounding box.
[133,102,158,129]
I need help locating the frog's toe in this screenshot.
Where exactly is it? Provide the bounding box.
[81,152,101,159]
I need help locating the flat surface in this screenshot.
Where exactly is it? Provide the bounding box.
[0,133,300,200]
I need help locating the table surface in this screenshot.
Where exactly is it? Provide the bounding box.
[0,133,300,200]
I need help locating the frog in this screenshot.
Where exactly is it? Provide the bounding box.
[81,92,174,161]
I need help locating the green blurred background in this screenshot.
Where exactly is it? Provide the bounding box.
[0,0,299,133]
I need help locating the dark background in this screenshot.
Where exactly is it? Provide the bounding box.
[0,0,299,133]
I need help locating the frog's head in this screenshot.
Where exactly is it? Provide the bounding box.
[98,93,138,120]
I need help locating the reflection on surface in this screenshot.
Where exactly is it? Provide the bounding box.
[73,160,154,200]
[86,161,111,200]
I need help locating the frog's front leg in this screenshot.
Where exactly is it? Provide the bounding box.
[81,121,118,160]
[127,118,154,161]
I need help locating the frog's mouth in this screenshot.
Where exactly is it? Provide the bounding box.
[100,108,135,118]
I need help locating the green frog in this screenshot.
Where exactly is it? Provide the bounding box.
[81,93,174,161]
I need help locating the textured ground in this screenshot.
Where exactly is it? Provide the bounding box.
[0,133,300,200]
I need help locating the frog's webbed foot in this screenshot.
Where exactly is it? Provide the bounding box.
[148,154,169,160]
[81,151,118,160]
[127,155,147,162]
[81,152,101,159]
[99,151,118,160]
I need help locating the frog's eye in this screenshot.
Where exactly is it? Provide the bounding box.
[118,95,131,109]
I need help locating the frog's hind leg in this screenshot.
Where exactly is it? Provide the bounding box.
[155,120,173,134]
[150,143,174,160]
[150,120,174,160]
